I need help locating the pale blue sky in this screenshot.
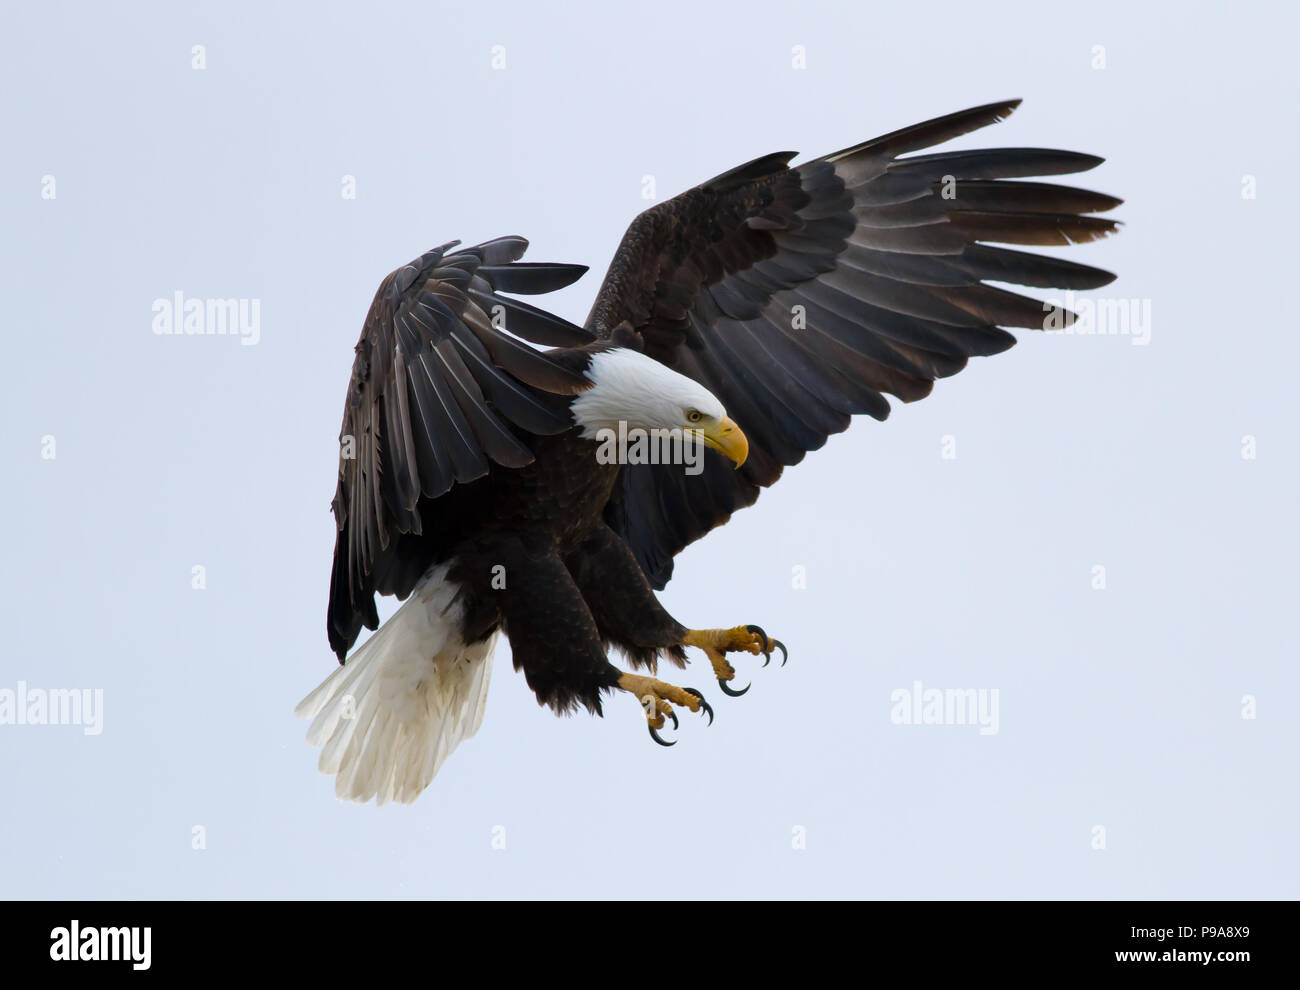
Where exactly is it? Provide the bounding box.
[2,0,1296,898]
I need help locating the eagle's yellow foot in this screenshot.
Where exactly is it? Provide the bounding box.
[617,672,714,747]
[682,624,788,697]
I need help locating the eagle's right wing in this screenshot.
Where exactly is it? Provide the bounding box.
[328,238,592,660]
[585,100,1122,589]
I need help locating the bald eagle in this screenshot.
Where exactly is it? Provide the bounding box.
[296,99,1121,804]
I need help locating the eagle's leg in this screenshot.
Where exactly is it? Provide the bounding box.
[566,524,690,672]
[567,524,786,699]
[460,535,628,716]
[616,673,714,746]
[464,534,711,745]
[681,626,788,697]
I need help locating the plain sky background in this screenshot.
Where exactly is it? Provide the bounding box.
[2,0,1296,899]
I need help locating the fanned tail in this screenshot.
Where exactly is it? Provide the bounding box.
[296,563,496,805]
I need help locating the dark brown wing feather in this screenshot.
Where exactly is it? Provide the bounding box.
[328,237,591,659]
[587,100,1121,588]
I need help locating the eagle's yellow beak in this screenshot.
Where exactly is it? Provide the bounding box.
[700,416,748,469]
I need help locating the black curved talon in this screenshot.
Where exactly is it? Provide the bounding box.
[718,676,751,698]
[683,687,714,726]
[647,705,679,747]
[773,639,788,667]
[746,624,775,666]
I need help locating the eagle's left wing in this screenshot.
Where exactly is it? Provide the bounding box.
[586,100,1122,588]
[328,238,592,659]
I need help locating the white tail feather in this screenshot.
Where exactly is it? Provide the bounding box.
[296,563,496,805]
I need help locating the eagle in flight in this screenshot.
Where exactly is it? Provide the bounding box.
[297,99,1121,804]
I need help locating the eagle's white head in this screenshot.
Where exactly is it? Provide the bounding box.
[569,347,749,467]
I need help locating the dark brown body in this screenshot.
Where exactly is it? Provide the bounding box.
[431,428,688,714]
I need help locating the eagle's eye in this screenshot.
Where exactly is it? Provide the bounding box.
[686,409,704,423]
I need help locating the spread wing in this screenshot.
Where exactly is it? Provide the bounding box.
[588,99,1122,588]
[328,237,592,659]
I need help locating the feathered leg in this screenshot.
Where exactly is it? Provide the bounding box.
[565,524,689,670]
[459,533,711,742]
[566,524,786,698]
